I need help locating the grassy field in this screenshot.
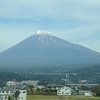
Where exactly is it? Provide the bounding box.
[27,95,100,100]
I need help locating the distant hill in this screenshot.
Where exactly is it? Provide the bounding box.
[70,65,100,83]
[0,30,100,72]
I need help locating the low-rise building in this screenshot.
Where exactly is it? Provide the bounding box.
[18,90,27,100]
[0,89,11,100]
[36,85,45,89]
[57,86,73,96]
[21,80,38,86]
[6,81,15,86]
[0,89,27,100]
[84,91,93,96]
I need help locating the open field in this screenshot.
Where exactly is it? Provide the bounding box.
[27,95,100,100]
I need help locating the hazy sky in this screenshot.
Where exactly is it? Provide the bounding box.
[0,0,100,53]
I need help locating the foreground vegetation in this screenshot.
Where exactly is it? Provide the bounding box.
[27,95,100,100]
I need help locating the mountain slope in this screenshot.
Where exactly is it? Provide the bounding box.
[0,30,100,71]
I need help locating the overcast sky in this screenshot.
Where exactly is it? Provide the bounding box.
[0,0,100,53]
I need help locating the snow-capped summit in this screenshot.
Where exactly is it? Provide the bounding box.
[35,30,53,36]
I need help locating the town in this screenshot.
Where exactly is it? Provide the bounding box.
[0,78,100,100]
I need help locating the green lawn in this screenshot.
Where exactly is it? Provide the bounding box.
[66,96,100,100]
[27,95,65,100]
[27,95,100,100]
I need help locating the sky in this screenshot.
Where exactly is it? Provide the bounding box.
[0,0,100,53]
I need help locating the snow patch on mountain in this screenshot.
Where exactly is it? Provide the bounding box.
[35,30,53,36]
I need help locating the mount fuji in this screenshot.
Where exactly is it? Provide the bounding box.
[0,30,100,72]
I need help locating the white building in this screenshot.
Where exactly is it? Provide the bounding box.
[18,90,27,100]
[57,86,72,96]
[0,90,11,100]
[6,81,21,87]
[35,85,45,89]
[0,89,27,100]
[84,91,93,96]
[6,81,15,86]
[21,80,38,86]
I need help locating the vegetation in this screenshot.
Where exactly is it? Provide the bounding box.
[91,85,100,96]
[27,95,66,100]
[27,95,100,100]
[8,95,12,100]
[0,71,24,81]
[66,96,100,100]
[0,65,100,84]
[71,65,100,83]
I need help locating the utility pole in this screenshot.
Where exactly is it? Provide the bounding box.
[13,79,16,100]
[79,78,81,100]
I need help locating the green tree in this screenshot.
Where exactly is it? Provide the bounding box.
[15,91,20,98]
[91,85,100,96]
[8,95,12,100]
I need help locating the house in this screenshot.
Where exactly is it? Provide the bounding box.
[84,91,93,96]
[6,81,22,89]
[18,90,27,100]
[6,81,15,86]
[21,80,38,86]
[0,89,27,100]
[57,86,73,96]
[0,89,11,100]
[35,85,45,89]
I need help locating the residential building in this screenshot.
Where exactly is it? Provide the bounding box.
[84,91,93,96]
[57,86,73,96]
[0,89,27,100]
[21,80,38,86]
[6,81,15,86]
